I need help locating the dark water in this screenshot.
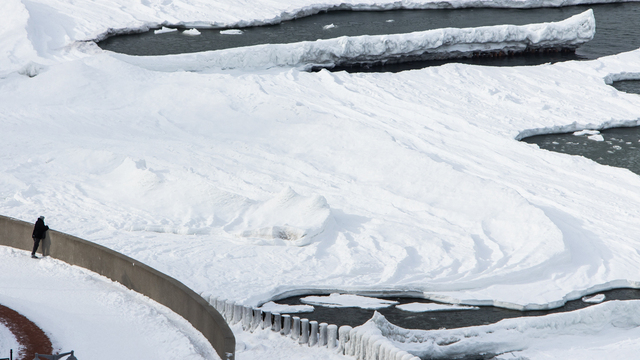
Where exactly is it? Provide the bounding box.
[523,81,640,175]
[613,80,640,95]
[99,3,640,69]
[273,288,640,330]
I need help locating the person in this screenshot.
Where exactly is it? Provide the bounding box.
[31,216,49,259]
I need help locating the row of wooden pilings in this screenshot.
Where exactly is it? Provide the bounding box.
[206,296,421,360]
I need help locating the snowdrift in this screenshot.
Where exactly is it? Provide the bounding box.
[224,187,334,246]
[111,10,595,71]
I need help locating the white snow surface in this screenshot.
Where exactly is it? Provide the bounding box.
[111,10,595,71]
[396,302,479,312]
[2,0,640,358]
[233,323,351,360]
[0,246,218,360]
[301,294,399,309]
[0,323,20,360]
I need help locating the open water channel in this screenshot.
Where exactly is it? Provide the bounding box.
[98,3,640,70]
[523,81,640,174]
[273,287,640,330]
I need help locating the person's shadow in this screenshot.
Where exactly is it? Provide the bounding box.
[41,231,51,257]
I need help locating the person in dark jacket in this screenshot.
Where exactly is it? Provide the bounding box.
[31,216,49,259]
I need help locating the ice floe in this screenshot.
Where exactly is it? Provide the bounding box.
[301,294,399,309]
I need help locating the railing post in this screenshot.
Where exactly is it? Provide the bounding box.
[299,318,310,345]
[281,314,291,335]
[319,323,328,346]
[309,321,318,346]
[327,324,338,349]
[291,317,301,340]
[272,313,282,332]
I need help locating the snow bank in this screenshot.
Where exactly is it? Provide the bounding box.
[111,10,595,71]
[301,293,399,309]
[365,301,640,359]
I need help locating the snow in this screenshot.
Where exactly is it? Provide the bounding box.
[0,323,20,360]
[582,294,606,303]
[2,0,640,359]
[220,29,244,35]
[154,27,178,34]
[573,129,600,136]
[111,10,595,71]
[0,246,218,360]
[183,28,201,36]
[233,323,350,360]
[396,303,479,312]
[259,301,315,313]
[301,294,399,309]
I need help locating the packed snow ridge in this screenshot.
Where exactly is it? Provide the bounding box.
[111,10,595,71]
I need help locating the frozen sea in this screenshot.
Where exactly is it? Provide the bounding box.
[1,0,640,359]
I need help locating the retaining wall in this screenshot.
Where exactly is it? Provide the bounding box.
[0,215,235,360]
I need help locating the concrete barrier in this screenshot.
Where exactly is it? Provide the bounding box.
[0,215,235,360]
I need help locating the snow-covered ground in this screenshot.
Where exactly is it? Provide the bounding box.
[2,0,640,358]
[0,322,20,360]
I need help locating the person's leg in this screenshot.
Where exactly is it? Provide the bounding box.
[31,237,41,256]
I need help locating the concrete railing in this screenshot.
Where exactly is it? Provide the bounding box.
[0,215,235,360]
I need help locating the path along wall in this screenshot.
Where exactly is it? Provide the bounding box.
[0,215,235,360]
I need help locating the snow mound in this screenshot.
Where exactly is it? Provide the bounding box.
[183,28,201,36]
[573,129,600,136]
[111,10,595,71]
[82,156,249,235]
[17,62,46,77]
[224,187,333,246]
[396,302,479,312]
[301,293,399,309]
